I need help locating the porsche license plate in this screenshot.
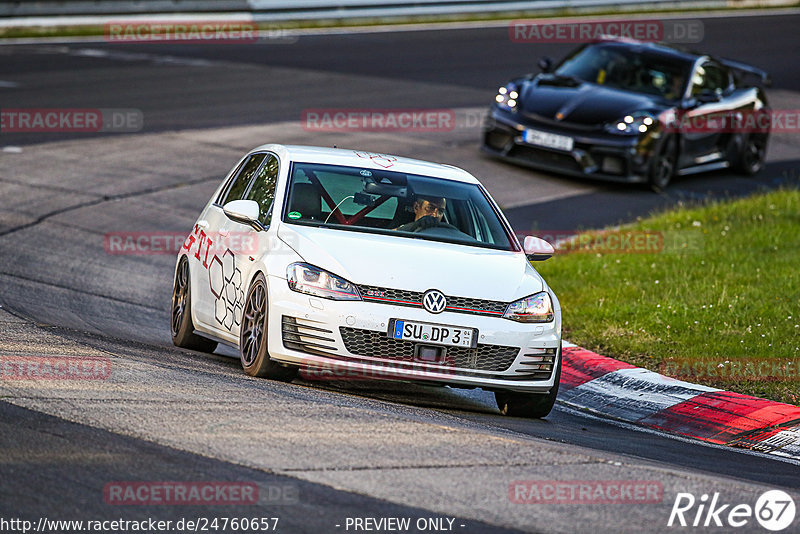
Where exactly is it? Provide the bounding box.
[390,320,476,348]
[523,129,574,152]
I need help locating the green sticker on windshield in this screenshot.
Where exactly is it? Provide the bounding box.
[288,211,302,220]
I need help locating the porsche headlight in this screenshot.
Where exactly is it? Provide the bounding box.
[503,292,554,323]
[287,263,361,301]
[495,85,519,110]
[606,112,657,134]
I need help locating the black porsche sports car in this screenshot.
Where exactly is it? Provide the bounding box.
[482,38,771,190]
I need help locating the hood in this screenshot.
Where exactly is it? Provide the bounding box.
[277,224,544,302]
[517,75,666,126]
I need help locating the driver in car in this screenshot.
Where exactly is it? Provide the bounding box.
[396,196,446,232]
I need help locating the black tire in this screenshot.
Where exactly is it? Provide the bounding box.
[732,132,768,176]
[648,134,678,192]
[171,256,218,353]
[239,273,297,380]
[495,344,562,418]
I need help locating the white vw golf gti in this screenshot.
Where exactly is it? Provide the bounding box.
[171,145,562,417]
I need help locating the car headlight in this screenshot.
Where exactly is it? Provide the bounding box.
[503,292,554,323]
[287,263,361,301]
[495,85,519,110]
[605,112,657,134]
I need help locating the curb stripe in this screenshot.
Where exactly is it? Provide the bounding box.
[754,426,800,458]
[561,367,718,423]
[560,346,636,391]
[638,391,800,444]
[561,343,800,460]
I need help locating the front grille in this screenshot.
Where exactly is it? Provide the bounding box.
[519,113,602,133]
[447,295,507,315]
[507,145,582,173]
[339,327,520,372]
[358,285,507,317]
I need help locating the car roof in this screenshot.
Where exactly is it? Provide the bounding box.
[250,144,480,184]
[591,38,700,64]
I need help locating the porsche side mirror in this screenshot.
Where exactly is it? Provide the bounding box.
[523,236,555,261]
[223,199,264,231]
[538,57,553,73]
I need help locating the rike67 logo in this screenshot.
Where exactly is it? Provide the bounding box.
[668,490,796,531]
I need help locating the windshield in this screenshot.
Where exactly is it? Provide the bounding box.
[555,43,691,100]
[282,162,515,251]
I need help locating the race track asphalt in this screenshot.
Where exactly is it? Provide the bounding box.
[1,12,799,533]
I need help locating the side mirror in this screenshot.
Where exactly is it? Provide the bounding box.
[538,57,553,73]
[523,236,555,261]
[223,199,264,231]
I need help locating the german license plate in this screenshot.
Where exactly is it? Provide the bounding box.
[523,128,574,151]
[390,319,476,348]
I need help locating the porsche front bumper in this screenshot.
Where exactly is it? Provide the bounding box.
[482,107,661,184]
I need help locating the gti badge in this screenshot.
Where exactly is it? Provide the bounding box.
[422,289,447,314]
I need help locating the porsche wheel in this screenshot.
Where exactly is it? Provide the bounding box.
[240,273,297,380]
[648,135,678,191]
[495,344,562,418]
[733,133,768,175]
[171,256,218,352]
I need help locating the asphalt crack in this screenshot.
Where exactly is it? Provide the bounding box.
[0,174,220,238]
[0,271,163,312]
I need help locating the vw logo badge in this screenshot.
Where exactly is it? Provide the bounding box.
[422,290,447,314]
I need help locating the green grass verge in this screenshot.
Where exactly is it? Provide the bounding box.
[535,188,800,405]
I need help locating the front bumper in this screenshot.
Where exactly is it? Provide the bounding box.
[482,107,659,184]
[266,275,561,393]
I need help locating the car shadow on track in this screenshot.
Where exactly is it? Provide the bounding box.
[293,376,501,415]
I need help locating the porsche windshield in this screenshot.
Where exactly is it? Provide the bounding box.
[554,43,692,100]
[283,162,515,251]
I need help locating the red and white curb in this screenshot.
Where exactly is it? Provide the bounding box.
[560,342,800,460]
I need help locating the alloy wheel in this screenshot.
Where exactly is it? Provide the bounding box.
[241,280,266,367]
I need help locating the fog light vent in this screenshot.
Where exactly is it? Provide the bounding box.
[601,156,624,175]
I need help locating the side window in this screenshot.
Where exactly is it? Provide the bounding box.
[244,155,279,226]
[690,62,730,96]
[218,153,267,206]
